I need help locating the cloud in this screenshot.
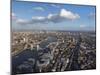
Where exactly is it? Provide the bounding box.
[88,13,95,18]
[80,25,86,28]
[16,17,48,25]
[11,13,16,20]
[51,4,60,8]
[47,14,63,23]
[33,7,45,11]
[16,19,30,25]
[12,13,15,17]
[32,16,47,23]
[60,9,80,20]
[48,9,80,23]
[15,9,80,25]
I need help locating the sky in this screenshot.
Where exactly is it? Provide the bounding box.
[12,0,96,31]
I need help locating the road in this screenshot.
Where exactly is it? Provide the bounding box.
[66,35,81,70]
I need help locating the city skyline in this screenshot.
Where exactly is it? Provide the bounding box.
[12,0,96,31]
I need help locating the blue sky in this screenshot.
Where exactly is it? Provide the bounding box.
[12,0,96,31]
